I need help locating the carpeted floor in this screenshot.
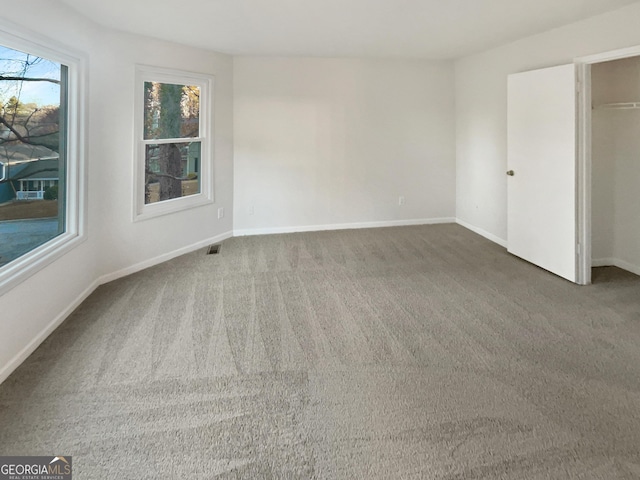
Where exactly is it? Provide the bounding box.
[1,224,640,479]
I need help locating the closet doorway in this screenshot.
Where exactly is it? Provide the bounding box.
[505,46,640,286]
[577,46,640,284]
[590,57,640,280]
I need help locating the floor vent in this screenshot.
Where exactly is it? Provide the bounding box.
[207,244,221,255]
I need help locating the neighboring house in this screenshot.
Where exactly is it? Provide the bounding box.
[11,158,60,200]
[0,145,59,203]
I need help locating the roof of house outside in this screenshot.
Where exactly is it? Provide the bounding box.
[6,158,59,181]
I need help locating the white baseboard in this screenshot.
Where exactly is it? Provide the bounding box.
[455,218,507,248]
[233,217,456,237]
[98,230,233,284]
[0,230,233,386]
[0,278,101,385]
[592,257,640,276]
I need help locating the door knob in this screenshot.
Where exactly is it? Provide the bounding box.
[506,170,515,176]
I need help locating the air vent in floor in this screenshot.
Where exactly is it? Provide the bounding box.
[207,244,221,255]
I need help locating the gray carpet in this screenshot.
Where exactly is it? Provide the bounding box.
[1,224,640,479]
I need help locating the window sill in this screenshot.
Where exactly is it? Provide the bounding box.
[133,192,214,222]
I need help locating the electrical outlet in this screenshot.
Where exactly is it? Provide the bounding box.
[398,196,405,206]
[248,204,254,215]
[218,207,224,219]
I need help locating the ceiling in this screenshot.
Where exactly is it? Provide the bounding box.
[58,0,639,59]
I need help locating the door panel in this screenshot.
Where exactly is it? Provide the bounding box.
[507,64,577,282]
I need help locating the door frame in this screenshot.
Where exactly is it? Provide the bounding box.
[575,45,640,285]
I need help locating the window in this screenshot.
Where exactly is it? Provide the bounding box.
[0,26,85,295]
[134,66,213,220]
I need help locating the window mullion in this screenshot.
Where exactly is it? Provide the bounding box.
[141,137,203,145]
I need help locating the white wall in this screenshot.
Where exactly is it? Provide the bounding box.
[592,57,640,273]
[233,57,455,234]
[455,2,640,244]
[90,30,234,277]
[0,0,233,383]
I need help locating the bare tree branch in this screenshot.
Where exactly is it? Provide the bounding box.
[0,132,58,145]
[0,114,31,143]
[0,75,60,84]
[0,115,57,150]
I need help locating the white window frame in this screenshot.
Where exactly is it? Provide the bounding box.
[0,21,87,296]
[133,65,214,221]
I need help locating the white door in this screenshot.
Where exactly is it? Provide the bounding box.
[507,64,577,283]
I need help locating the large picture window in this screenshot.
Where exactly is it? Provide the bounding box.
[134,66,213,220]
[0,26,85,295]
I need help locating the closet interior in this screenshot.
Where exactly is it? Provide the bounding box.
[591,56,640,277]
